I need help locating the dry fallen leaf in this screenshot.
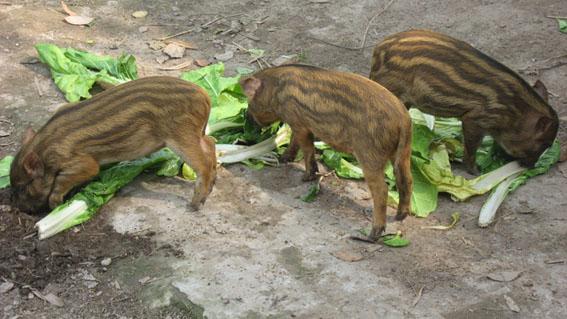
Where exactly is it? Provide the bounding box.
[158,59,194,71]
[332,250,364,262]
[194,59,210,67]
[64,15,94,26]
[487,270,522,282]
[164,39,198,50]
[163,43,185,59]
[132,10,148,18]
[504,295,520,313]
[60,1,76,16]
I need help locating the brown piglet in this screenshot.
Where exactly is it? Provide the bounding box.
[10,76,217,213]
[241,64,413,241]
[370,29,559,174]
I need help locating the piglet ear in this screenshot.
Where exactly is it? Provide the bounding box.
[535,116,554,133]
[22,127,37,145]
[240,77,263,100]
[22,151,44,178]
[533,80,549,103]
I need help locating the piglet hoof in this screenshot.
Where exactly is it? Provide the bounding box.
[465,163,480,176]
[395,211,408,221]
[189,201,201,212]
[280,153,295,164]
[301,173,317,182]
[349,225,385,244]
[48,195,63,210]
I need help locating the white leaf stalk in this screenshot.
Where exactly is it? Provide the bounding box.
[205,121,242,135]
[478,171,524,227]
[471,161,527,192]
[216,125,291,164]
[36,200,88,240]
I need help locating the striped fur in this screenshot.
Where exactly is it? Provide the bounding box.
[10,76,217,213]
[370,29,559,172]
[241,65,413,241]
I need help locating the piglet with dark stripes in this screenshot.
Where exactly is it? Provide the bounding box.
[10,76,217,214]
[241,65,413,241]
[370,29,559,173]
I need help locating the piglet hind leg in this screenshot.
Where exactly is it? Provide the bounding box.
[292,128,318,182]
[462,116,485,175]
[168,134,217,211]
[359,160,389,242]
[48,155,100,209]
[393,135,413,221]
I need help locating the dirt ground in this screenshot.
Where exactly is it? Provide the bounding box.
[1,0,566,318]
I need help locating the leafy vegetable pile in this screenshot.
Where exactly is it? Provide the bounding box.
[0,44,559,240]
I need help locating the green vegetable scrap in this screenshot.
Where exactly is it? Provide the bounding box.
[301,183,320,203]
[382,231,410,247]
[27,45,560,239]
[0,156,14,189]
[36,149,180,239]
[35,43,138,102]
[180,63,246,124]
[556,19,567,33]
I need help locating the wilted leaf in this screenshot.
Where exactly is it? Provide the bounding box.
[421,212,460,230]
[332,250,364,262]
[64,15,94,26]
[132,10,148,18]
[487,270,522,282]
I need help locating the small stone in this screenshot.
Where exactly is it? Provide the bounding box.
[132,11,148,18]
[0,282,14,294]
[156,55,169,64]
[214,50,234,61]
[138,26,148,33]
[163,43,185,59]
[148,40,166,51]
[85,281,98,289]
[100,257,112,267]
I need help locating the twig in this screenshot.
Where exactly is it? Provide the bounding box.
[23,231,37,240]
[0,2,13,5]
[359,0,395,50]
[202,12,245,28]
[307,0,395,51]
[544,259,565,264]
[0,142,15,147]
[34,77,43,97]
[158,29,193,41]
[546,15,567,20]
[60,1,76,16]
[412,286,424,307]
[143,23,191,27]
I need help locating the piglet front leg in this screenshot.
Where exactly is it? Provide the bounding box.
[48,155,100,209]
